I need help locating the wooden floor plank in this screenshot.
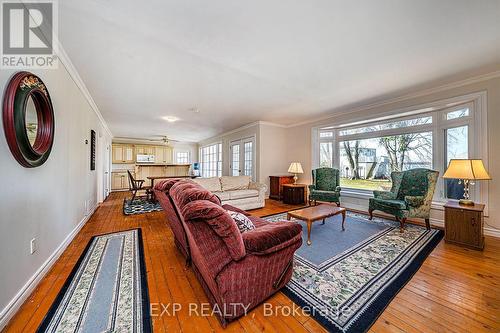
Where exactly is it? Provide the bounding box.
[3,193,499,333]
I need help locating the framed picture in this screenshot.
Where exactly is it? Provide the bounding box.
[90,130,96,170]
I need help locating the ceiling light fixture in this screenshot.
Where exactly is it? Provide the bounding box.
[163,116,179,122]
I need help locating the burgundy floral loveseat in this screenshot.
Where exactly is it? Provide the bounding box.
[154,179,302,326]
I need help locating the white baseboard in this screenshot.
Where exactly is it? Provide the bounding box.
[0,204,97,331]
[342,202,500,238]
[484,226,500,238]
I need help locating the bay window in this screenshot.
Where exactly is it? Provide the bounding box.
[317,102,477,202]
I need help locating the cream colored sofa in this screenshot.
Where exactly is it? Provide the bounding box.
[192,176,267,210]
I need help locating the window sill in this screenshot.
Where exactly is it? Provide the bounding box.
[340,188,446,211]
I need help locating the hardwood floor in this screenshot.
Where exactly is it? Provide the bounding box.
[4,192,500,332]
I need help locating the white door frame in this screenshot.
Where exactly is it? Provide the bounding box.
[230,136,256,181]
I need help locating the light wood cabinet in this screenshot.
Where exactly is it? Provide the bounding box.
[112,144,134,164]
[135,145,155,156]
[111,172,133,190]
[154,146,173,164]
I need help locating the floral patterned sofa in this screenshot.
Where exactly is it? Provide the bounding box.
[368,168,439,232]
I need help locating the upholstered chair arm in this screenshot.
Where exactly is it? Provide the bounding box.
[308,184,316,191]
[405,195,425,207]
[335,186,341,192]
[249,182,268,193]
[222,204,251,216]
[373,190,396,200]
[241,222,302,255]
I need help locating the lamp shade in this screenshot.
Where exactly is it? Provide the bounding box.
[288,162,304,174]
[443,159,491,180]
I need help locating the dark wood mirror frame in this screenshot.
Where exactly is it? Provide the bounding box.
[2,72,55,168]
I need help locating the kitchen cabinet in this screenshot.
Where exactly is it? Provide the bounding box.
[112,144,134,164]
[154,146,173,164]
[135,145,155,156]
[111,171,133,190]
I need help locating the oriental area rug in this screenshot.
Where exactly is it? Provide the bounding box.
[264,211,443,333]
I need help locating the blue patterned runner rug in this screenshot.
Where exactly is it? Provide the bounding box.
[264,211,443,333]
[37,229,151,333]
[123,198,162,215]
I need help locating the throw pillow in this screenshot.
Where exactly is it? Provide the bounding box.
[226,210,255,233]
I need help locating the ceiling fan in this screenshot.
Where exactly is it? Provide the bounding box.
[114,135,179,145]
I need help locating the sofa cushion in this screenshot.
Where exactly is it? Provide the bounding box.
[228,189,259,200]
[249,216,268,228]
[214,191,231,201]
[220,176,251,191]
[371,198,407,210]
[222,204,251,216]
[170,181,221,210]
[226,210,255,233]
[193,177,222,192]
[242,221,302,253]
[154,178,185,192]
[182,200,245,261]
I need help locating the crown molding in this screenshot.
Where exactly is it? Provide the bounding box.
[198,120,287,144]
[287,69,500,128]
[201,69,500,137]
[16,0,113,138]
[257,120,287,128]
[198,121,259,143]
[55,42,113,138]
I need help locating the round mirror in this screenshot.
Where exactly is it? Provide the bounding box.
[2,72,55,168]
[25,95,39,147]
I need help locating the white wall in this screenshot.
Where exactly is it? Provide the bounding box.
[284,75,500,234]
[259,124,289,192]
[198,122,291,194]
[0,64,112,328]
[198,122,261,180]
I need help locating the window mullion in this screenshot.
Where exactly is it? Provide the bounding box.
[339,124,434,142]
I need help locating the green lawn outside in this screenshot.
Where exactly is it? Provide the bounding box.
[339,178,392,191]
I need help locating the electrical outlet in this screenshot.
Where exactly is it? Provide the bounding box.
[30,238,37,254]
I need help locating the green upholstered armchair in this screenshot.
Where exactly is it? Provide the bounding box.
[368,168,439,232]
[308,168,341,206]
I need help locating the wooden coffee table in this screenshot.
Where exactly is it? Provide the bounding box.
[287,204,346,246]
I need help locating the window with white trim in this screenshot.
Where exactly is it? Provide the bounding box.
[199,143,222,178]
[318,103,475,201]
[175,151,190,164]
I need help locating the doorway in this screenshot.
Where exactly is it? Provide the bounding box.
[230,137,256,181]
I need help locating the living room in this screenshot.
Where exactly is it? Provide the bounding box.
[1,1,499,333]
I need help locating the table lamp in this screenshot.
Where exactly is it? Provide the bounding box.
[442,159,491,205]
[288,162,304,184]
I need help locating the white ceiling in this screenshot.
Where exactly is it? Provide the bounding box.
[59,0,500,142]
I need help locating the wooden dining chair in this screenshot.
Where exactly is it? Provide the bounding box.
[127,170,152,201]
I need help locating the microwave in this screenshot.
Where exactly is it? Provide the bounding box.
[136,154,155,163]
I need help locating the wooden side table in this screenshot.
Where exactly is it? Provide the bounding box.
[444,201,485,250]
[282,184,307,205]
[269,175,295,200]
